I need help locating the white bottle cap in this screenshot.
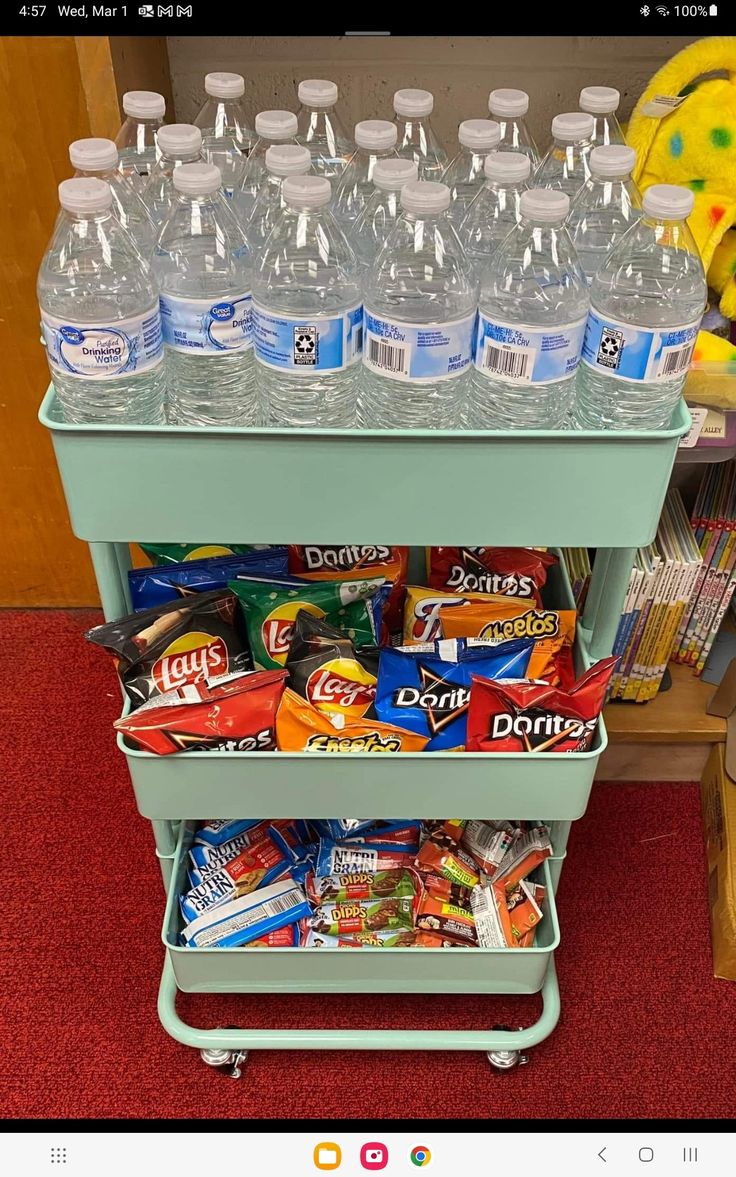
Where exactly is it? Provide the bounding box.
[58,177,113,214]
[354,119,398,150]
[551,112,595,143]
[298,79,338,108]
[173,161,222,195]
[393,88,434,118]
[372,157,418,191]
[579,85,620,115]
[69,137,118,172]
[265,144,312,177]
[255,110,299,139]
[590,144,636,178]
[400,180,451,214]
[484,150,532,182]
[520,187,570,223]
[122,91,166,119]
[157,124,202,156]
[458,118,501,150]
[488,88,530,118]
[205,72,245,99]
[642,183,695,220]
[283,174,332,209]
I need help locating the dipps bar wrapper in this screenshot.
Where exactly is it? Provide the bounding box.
[309,892,415,936]
[182,876,310,948]
[305,868,416,906]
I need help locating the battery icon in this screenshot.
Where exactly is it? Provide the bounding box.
[709,3,718,12]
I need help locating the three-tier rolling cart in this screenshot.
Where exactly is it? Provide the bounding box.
[41,388,689,1074]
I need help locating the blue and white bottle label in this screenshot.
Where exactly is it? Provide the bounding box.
[581,310,701,382]
[473,314,587,384]
[159,293,253,354]
[253,303,363,373]
[41,306,163,378]
[363,310,476,383]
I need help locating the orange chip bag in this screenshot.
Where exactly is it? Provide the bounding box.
[438,600,577,686]
[402,585,512,645]
[288,546,409,633]
[276,687,428,752]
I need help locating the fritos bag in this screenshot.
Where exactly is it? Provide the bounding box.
[402,584,512,645]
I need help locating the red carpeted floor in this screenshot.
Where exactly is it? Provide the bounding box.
[2,608,736,1121]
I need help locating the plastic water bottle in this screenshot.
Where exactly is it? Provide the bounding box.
[470,188,588,429]
[459,151,531,283]
[393,89,448,180]
[295,80,353,179]
[576,184,707,430]
[488,89,539,166]
[252,175,361,427]
[579,86,626,147]
[359,180,477,430]
[332,120,399,225]
[567,145,641,286]
[443,119,501,227]
[350,157,418,273]
[243,143,312,254]
[115,91,165,190]
[67,138,156,259]
[153,163,258,427]
[39,178,165,424]
[535,113,594,199]
[195,72,255,197]
[144,124,203,228]
[234,110,300,226]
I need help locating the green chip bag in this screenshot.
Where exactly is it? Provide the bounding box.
[141,543,268,565]
[229,576,385,669]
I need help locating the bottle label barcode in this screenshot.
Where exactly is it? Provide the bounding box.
[473,313,587,384]
[40,306,164,378]
[363,310,476,383]
[159,293,253,355]
[581,309,702,383]
[252,303,363,372]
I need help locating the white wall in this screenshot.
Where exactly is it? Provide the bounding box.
[167,35,698,149]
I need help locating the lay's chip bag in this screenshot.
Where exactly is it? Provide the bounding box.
[140,543,271,564]
[288,545,409,633]
[276,687,428,752]
[285,611,379,721]
[428,547,556,603]
[403,585,514,645]
[374,637,533,751]
[438,599,577,686]
[229,576,387,670]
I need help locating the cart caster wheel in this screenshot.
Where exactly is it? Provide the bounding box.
[200,1029,249,1078]
[487,1025,529,1071]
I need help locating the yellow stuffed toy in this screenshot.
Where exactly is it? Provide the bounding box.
[627,35,736,401]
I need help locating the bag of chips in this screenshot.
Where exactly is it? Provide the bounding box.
[438,599,577,686]
[428,547,556,603]
[402,585,513,645]
[285,611,379,720]
[288,545,409,633]
[128,549,288,611]
[276,688,428,752]
[140,542,269,564]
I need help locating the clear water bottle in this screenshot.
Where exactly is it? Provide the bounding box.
[144,124,203,228]
[350,157,418,273]
[243,143,312,253]
[235,110,300,226]
[359,180,477,430]
[252,175,361,427]
[443,119,501,227]
[576,184,707,430]
[153,162,258,427]
[393,89,448,181]
[295,80,353,179]
[332,120,399,225]
[488,89,540,166]
[67,138,156,259]
[470,188,588,429]
[567,145,641,286]
[459,151,531,284]
[579,86,626,147]
[535,112,594,200]
[115,91,166,190]
[39,178,165,424]
[195,72,255,197]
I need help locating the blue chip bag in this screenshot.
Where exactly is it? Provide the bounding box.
[128,548,289,611]
[374,637,533,751]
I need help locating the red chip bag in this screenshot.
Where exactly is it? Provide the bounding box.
[466,657,617,753]
[288,545,409,633]
[428,547,556,605]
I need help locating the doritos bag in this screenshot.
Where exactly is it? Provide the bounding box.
[438,599,577,686]
[288,545,409,633]
[402,584,513,645]
[140,543,270,564]
[128,548,289,611]
[428,547,556,603]
[466,657,618,753]
[285,611,379,721]
[374,637,533,751]
[276,688,428,753]
[86,589,251,708]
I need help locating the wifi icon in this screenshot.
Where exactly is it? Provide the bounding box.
[656,4,670,12]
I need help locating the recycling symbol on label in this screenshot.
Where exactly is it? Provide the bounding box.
[293,326,318,365]
[596,326,624,370]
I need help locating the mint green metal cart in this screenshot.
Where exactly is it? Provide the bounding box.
[40,387,689,1074]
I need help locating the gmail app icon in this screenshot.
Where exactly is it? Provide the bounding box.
[314,1142,342,1170]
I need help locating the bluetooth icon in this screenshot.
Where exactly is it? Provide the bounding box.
[640,4,651,12]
